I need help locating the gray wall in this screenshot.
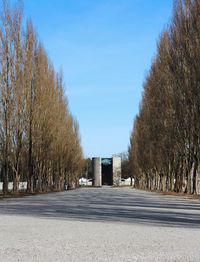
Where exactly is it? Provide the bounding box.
[112,156,121,186]
[92,157,102,187]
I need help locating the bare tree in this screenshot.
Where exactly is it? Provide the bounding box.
[129,0,200,195]
[0,0,83,196]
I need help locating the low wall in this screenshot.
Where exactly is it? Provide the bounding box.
[79,178,93,186]
[121,177,134,186]
[0,182,27,192]
[79,177,134,187]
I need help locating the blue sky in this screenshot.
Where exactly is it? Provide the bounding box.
[21,0,173,158]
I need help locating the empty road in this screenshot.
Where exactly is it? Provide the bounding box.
[0,187,200,261]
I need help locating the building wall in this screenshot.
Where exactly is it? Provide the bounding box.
[92,157,122,187]
[92,157,102,187]
[112,156,121,186]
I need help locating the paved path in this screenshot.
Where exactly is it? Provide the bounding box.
[0,187,200,261]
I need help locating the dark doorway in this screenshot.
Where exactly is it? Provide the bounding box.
[101,158,113,185]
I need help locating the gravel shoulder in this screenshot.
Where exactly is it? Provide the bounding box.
[0,187,200,261]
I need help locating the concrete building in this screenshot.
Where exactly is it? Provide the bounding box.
[92,157,121,187]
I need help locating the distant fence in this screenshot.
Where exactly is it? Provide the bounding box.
[121,177,134,186]
[79,177,134,187]
[0,182,27,192]
[79,178,93,186]
[0,178,134,191]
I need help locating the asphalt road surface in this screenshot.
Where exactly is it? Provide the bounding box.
[0,187,200,261]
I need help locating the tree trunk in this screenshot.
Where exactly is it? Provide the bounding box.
[192,160,198,194]
[13,171,20,193]
[3,162,9,196]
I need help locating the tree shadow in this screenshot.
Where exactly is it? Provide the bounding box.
[0,187,200,228]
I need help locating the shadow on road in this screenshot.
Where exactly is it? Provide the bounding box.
[0,187,200,228]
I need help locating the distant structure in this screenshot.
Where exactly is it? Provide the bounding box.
[92,157,121,187]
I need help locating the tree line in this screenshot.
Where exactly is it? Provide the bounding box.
[128,0,200,194]
[0,0,83,196]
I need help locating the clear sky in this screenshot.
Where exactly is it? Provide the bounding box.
[21,0,173,158]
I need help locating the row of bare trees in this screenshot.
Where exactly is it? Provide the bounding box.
[129,0,200,194]
[0,0,83,196]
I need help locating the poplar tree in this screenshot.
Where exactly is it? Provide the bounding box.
[129,0,200,194]
[0,0,83,196]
